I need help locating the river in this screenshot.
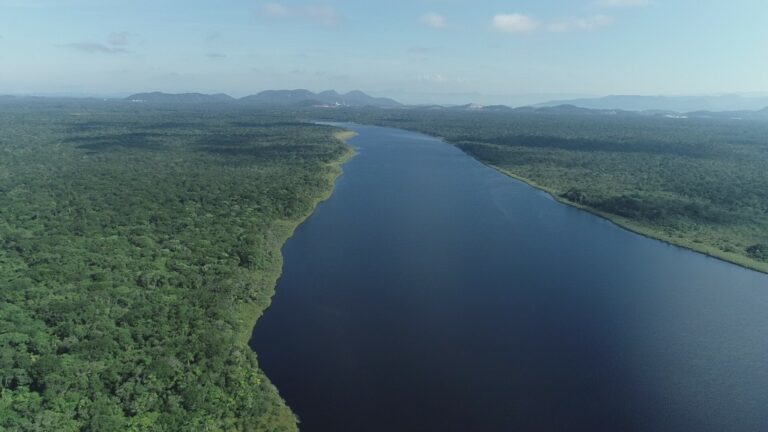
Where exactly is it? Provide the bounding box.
[250,123,768,432]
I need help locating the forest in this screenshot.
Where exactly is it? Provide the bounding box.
[0,100,351,431]
[3,99,768,431]
[312,108,768,273]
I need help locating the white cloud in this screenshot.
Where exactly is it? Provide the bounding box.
[301,5,343,27]
[422,13,447,29]
[597,0,649,7]
[492,14,540,34]
[417,74,449,83]
[492,12,615,34]
[260,2,343,27]
[547,15,614,32]
[262,2,289,17]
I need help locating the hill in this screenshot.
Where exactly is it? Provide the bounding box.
[125,90,402,108]
[240,89,401,107]
[537,94,768,112]
[126,92,236,103]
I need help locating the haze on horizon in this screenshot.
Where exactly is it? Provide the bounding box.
[1,0,766,105]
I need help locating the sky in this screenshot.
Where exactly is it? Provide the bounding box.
[0,0,767,104]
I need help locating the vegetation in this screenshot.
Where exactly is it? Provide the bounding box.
[313,108,768,273]
[0,100,352,431]
[3,98,767,430]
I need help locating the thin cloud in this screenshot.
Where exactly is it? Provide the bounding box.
[422,13,447,29]
[260,2,344,27]
[493,13,615,34]
[58,43,131,54]
[262,2,289,16]
[107,32,132,46]
[492,14,540,34]
[417,74,449,83]
[205,52,226,58]
[597,0,650,7]
[548,15,614,32]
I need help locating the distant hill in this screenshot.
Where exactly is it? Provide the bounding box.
[438,103,629,116]
[536,94,768,113]
[481,105,514,112]
[240,89,402,107]
[126,89,401,108]
[447,103,485,110]
[682,108,768,120]
[529,104,615,116]
[416,102,768,121]
[126,92,235,104]
[25,92,768,120]
[239,89,317,105]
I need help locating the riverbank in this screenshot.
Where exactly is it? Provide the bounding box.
[235,129,357,428]
[350,118,768,275]
[0,103,364,430]
[477,161,768,275]
[311,112,768,276]
[236,130,356,345]
[246,122,768,432]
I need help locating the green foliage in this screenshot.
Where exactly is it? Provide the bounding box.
[746,244,768,261]
[0,100,350,431]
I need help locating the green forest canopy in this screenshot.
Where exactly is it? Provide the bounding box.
[0,100,350,431]
[3,99,768,430]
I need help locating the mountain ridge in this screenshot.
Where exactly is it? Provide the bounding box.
[6,92,767,118]
[535,94,768,112]
[126,91,235,104]
[126,89,402,107]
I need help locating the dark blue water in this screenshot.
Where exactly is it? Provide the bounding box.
[250,124,768,432]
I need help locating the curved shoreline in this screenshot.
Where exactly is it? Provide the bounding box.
[237,129,357,428]
[239,122,765,428]
[237,130,357,345]
[237,122,768,431]
[351,122,768,275]
[472,155,768,275]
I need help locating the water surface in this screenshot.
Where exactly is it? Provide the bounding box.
[251,124,768,432]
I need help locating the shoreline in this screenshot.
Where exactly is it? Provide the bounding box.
[475,159,768,275]
[354,123,768,274]
[232,122,764,428]
[355,122,768,275]
[234,129,357,429]
[235,130,357,345]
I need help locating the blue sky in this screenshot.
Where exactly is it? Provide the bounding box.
[0,0,766,104]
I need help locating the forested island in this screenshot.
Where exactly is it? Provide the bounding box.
[313,108,768,273]
[0,100,352,430]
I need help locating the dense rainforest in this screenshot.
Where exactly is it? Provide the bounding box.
[313,108,768,273]
[3,99,768,431]
[0,100,351,431]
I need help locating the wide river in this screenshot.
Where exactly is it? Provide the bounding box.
[250,123,768,432]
